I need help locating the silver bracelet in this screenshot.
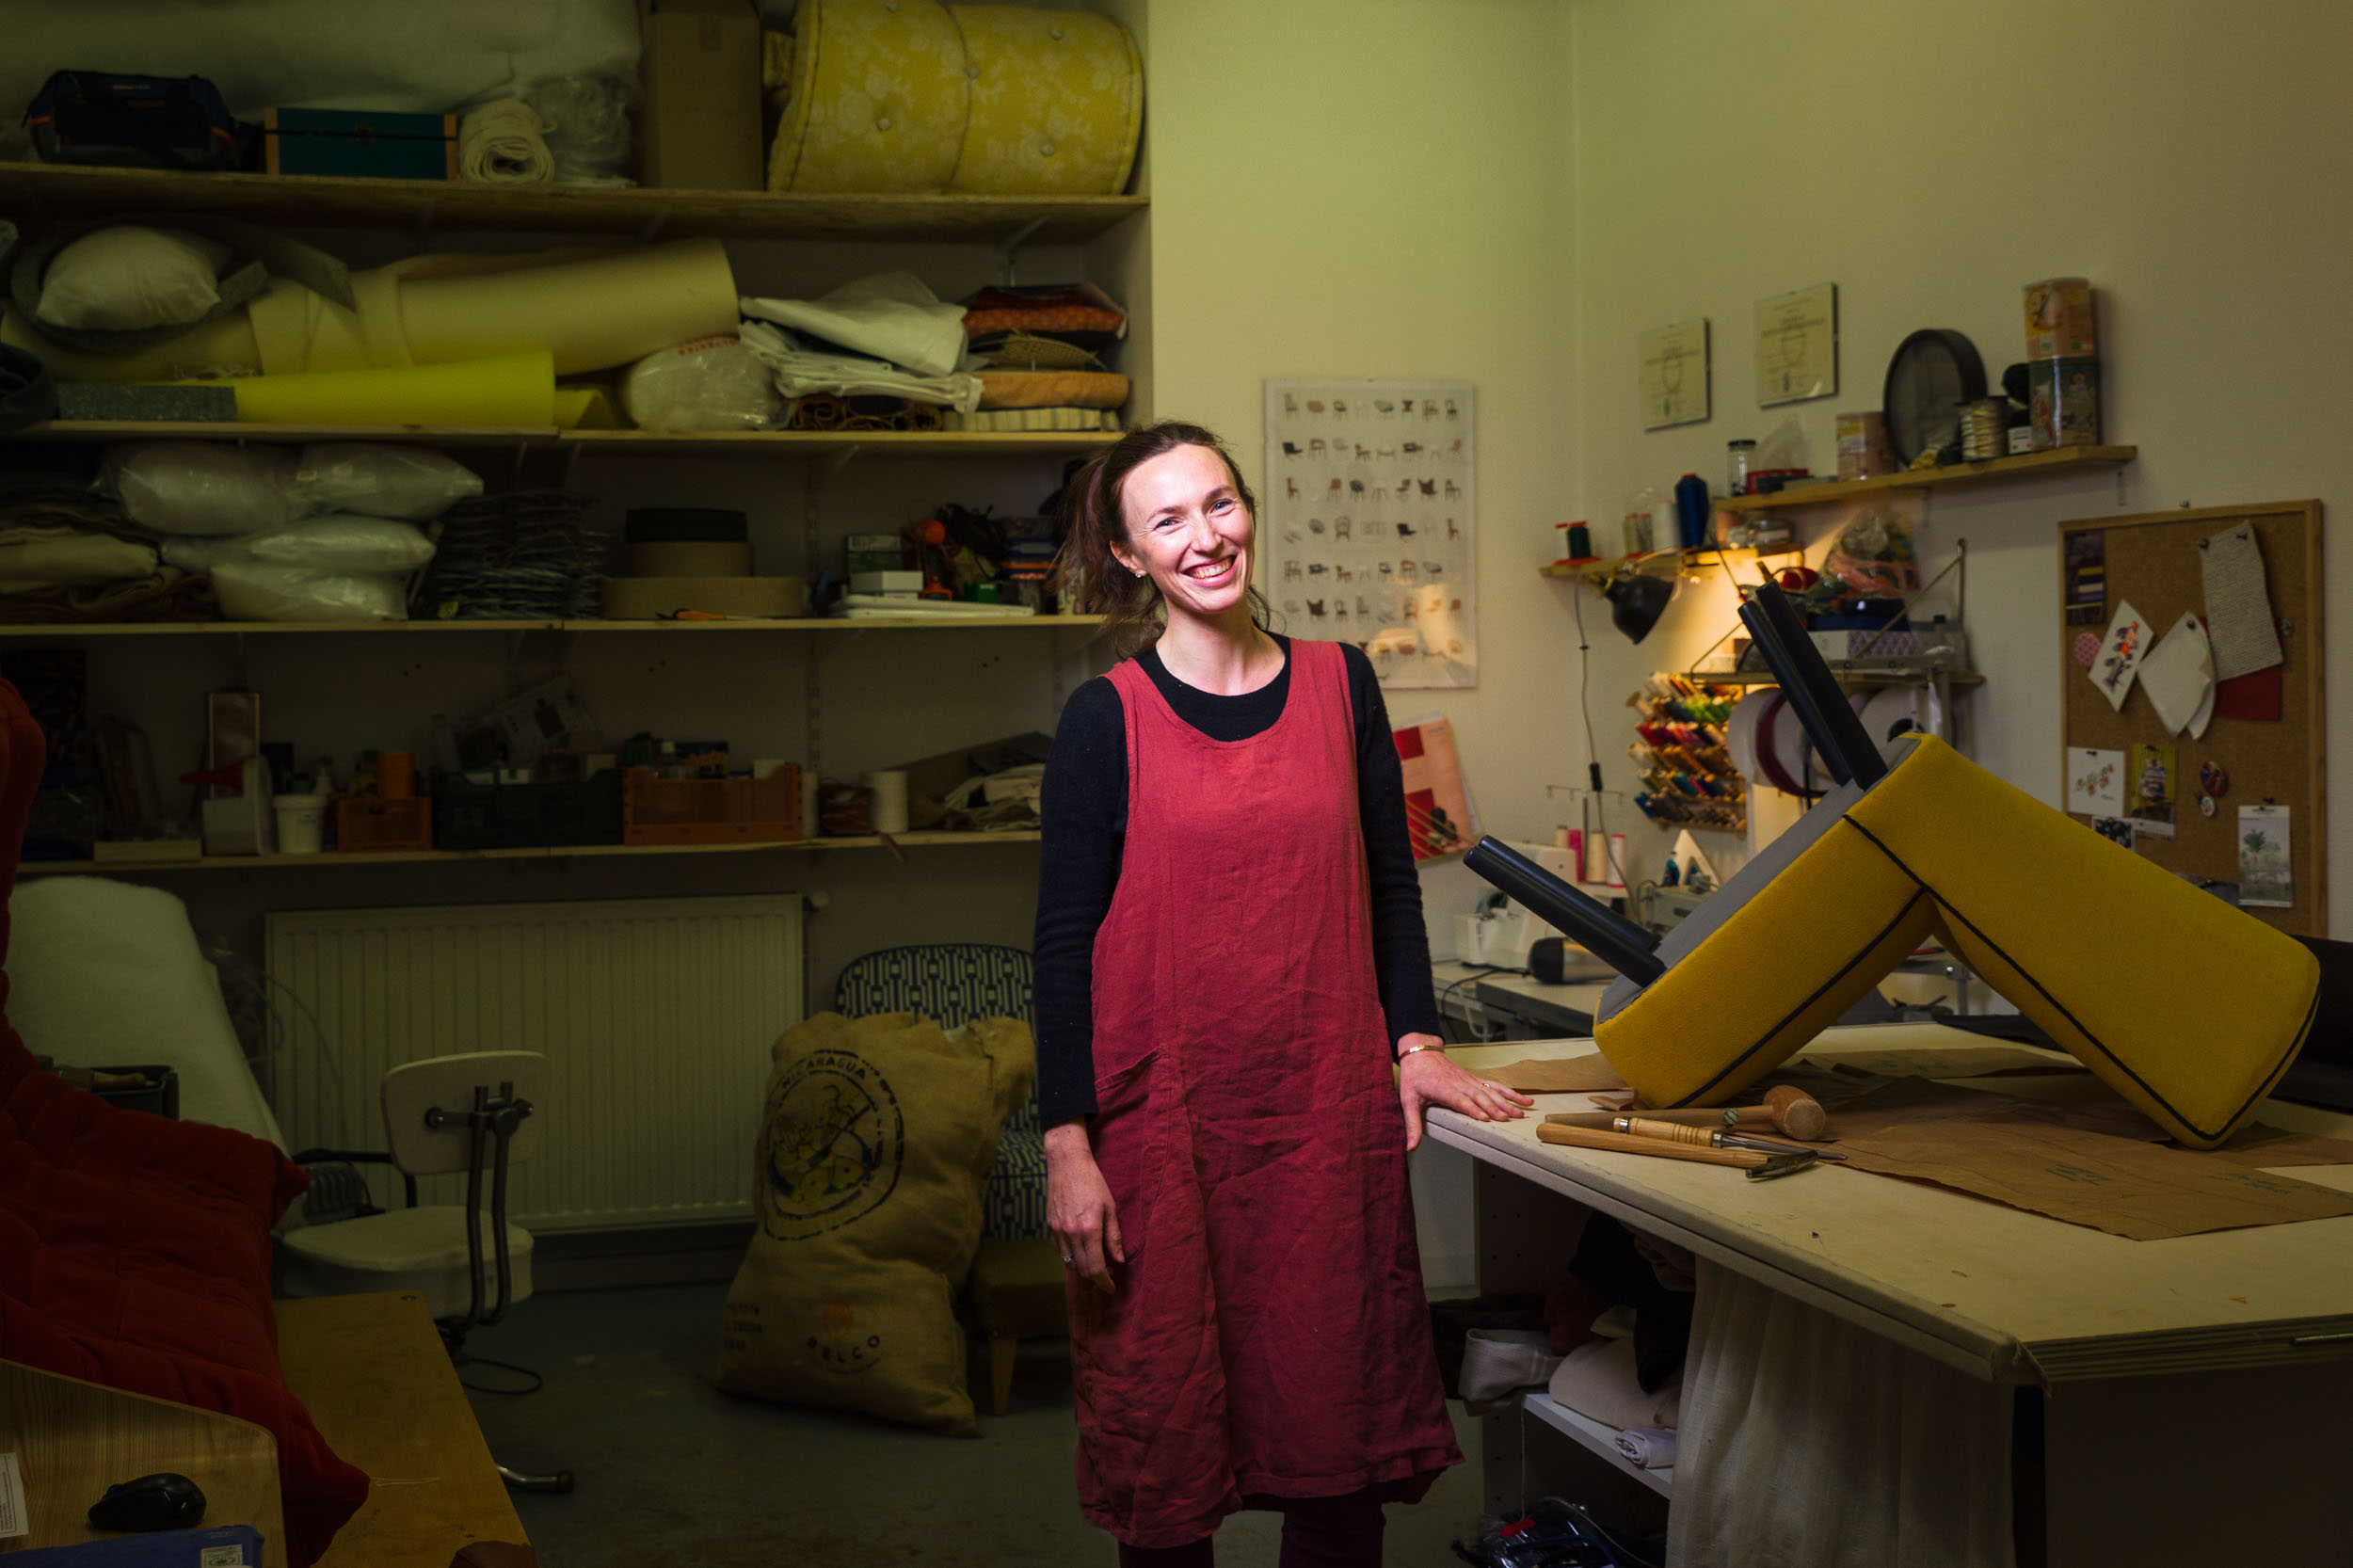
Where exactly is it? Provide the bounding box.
[1397,1041,1447,1063]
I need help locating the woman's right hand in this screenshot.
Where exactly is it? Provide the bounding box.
[1045,1121,1125,1295]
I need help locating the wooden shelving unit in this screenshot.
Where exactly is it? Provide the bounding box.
[1716,444,2137,512]
[1683,666,1984,688]
[0,161,1145,245]
[0,615,1103,638]
[22,829,1042,876]
[8,420,1123,459]
[1521,1392,1673,1498]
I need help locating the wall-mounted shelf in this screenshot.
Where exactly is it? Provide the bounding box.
[1521,1392,1673,1498]
[1683,666,1985,688]
[7,420,1123,459]
[1540,545,1802,584]
[20,829,1042,875]
[0,161,1146,246]
[0,615,1102,638]
[1716,445,2137,512]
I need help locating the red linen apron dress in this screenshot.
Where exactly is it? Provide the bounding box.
[1071,639,1461,1549]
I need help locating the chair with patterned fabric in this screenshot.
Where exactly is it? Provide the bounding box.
[833,943,1063,1415]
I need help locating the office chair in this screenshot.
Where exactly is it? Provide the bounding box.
[283,1049,574,1492]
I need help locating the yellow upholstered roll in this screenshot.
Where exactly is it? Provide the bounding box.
[947,5,1142,196]
[771,0,970,193]
[1847,734,2318,1148]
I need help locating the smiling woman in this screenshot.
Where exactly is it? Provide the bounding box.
[1033,420,1532,1566]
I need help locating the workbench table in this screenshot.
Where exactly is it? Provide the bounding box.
[1428,1023,2353,1564]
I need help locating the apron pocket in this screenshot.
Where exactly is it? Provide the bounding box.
[1088,1049,1161,1264]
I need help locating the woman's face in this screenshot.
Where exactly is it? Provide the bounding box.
[1110,443,1255,623]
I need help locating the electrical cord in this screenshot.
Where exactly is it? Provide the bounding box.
[1570,586,1635,892]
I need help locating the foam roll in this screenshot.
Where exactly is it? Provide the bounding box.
[187,352,555,428]
[862,769,909,835]
[244,241,741,377]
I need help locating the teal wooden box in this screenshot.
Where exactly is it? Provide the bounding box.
[264,107,456,181]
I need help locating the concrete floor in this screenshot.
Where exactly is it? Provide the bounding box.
[461,1282,1490,1567]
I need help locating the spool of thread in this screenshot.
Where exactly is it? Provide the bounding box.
[377,751,415,799]
[863,769,909,835]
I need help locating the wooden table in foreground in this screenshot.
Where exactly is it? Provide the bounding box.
[1429,1022,2353,1564]
[276,1291,525,1568]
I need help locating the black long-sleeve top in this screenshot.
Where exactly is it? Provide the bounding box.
[1032,635,1443,1128]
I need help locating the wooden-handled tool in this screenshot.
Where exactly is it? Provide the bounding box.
[1536,1123,1771,1167]
[1545,1084,1828,1141]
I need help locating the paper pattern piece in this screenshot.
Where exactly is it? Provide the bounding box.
[1755,282,1837,406]
[1394,714,1477,860]
[2137,612,2216,737]
[2127,742,2176,838]
[2089,600,2148,710]
[2239,804,2293,907]
[1640,317,1710,430]
[2066,746,2124,815]
[2062,529,2107,626]
[1264,379,1478,689]
[1491,1055,1628,1096]
[2200,521,2284,680]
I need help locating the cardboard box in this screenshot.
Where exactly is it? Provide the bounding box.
[639,0,765,190]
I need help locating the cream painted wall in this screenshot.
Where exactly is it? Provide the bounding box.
[1569,0,2353,927]
[1130,0,1584,908]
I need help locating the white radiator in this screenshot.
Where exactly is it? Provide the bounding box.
[266,894,804,1231]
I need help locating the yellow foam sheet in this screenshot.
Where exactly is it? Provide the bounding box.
[777,0,970,193]
[244,240,740,378]
[950,4,1143,196]
[553,386,618,429]
[2,307,263,383]
[187,353,555,428]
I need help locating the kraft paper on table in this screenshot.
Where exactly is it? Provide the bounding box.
[1490,1055,1629,1095]
[1821,1079,2353,1240]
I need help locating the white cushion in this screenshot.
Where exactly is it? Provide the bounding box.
[36,226,232,331]
[280,1206,534,1320]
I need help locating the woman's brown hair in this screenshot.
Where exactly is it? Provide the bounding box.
[1053,420,1271,656]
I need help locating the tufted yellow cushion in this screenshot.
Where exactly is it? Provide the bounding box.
[1593,742,1945,1109]
[1847,734,2318,1148]
[948,5,1143,196]
[771,0,971,194]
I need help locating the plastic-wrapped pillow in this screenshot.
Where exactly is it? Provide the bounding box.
[160,517,436,575]
[289,444,483,521]
[620,336,780,432]
[101,443,302,535]
[36,226,232,332]
[210,563,408,622]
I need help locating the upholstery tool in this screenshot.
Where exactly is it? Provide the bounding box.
[1609,1120,1847,1160]
[1465,837,1664,985]
[1546,1084,1829,1141]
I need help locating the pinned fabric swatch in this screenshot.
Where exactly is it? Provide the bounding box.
[2089,600,2147,711]
[2201,521,2283,680]
[2213,664,2284,723]
[2137,612,2216,736]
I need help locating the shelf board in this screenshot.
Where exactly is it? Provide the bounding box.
[1716,445,2137,512]
[19,830,1042,874]
[1519,1393,1673,1498]
[0,615,1103,637]
[0,161,1147,245]
[8,421,1124,459]
[1539,545,1801,581]
[1684,667,1986,688]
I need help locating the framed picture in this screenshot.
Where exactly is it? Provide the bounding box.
[1641,317,1710,430]
[1756,282,1838,407]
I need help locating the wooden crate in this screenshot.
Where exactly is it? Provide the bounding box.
[622,765,802,845]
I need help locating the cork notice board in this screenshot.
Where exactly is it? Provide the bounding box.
[2057,501,2325,936]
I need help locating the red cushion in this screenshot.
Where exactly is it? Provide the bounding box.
[0,681,367,1565]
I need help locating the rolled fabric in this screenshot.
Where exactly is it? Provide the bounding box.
[1615,1427,1678,1469]
[458,100,555,185]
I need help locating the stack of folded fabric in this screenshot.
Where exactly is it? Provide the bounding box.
[948,282,1128,432]
[0,498,203,624]
[739,271,983,424]
[418,492,604,620]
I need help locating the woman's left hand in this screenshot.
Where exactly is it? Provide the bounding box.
[1396,1034,1533,1151]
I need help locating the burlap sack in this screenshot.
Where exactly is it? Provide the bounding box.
[713,1010,1032,1436]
